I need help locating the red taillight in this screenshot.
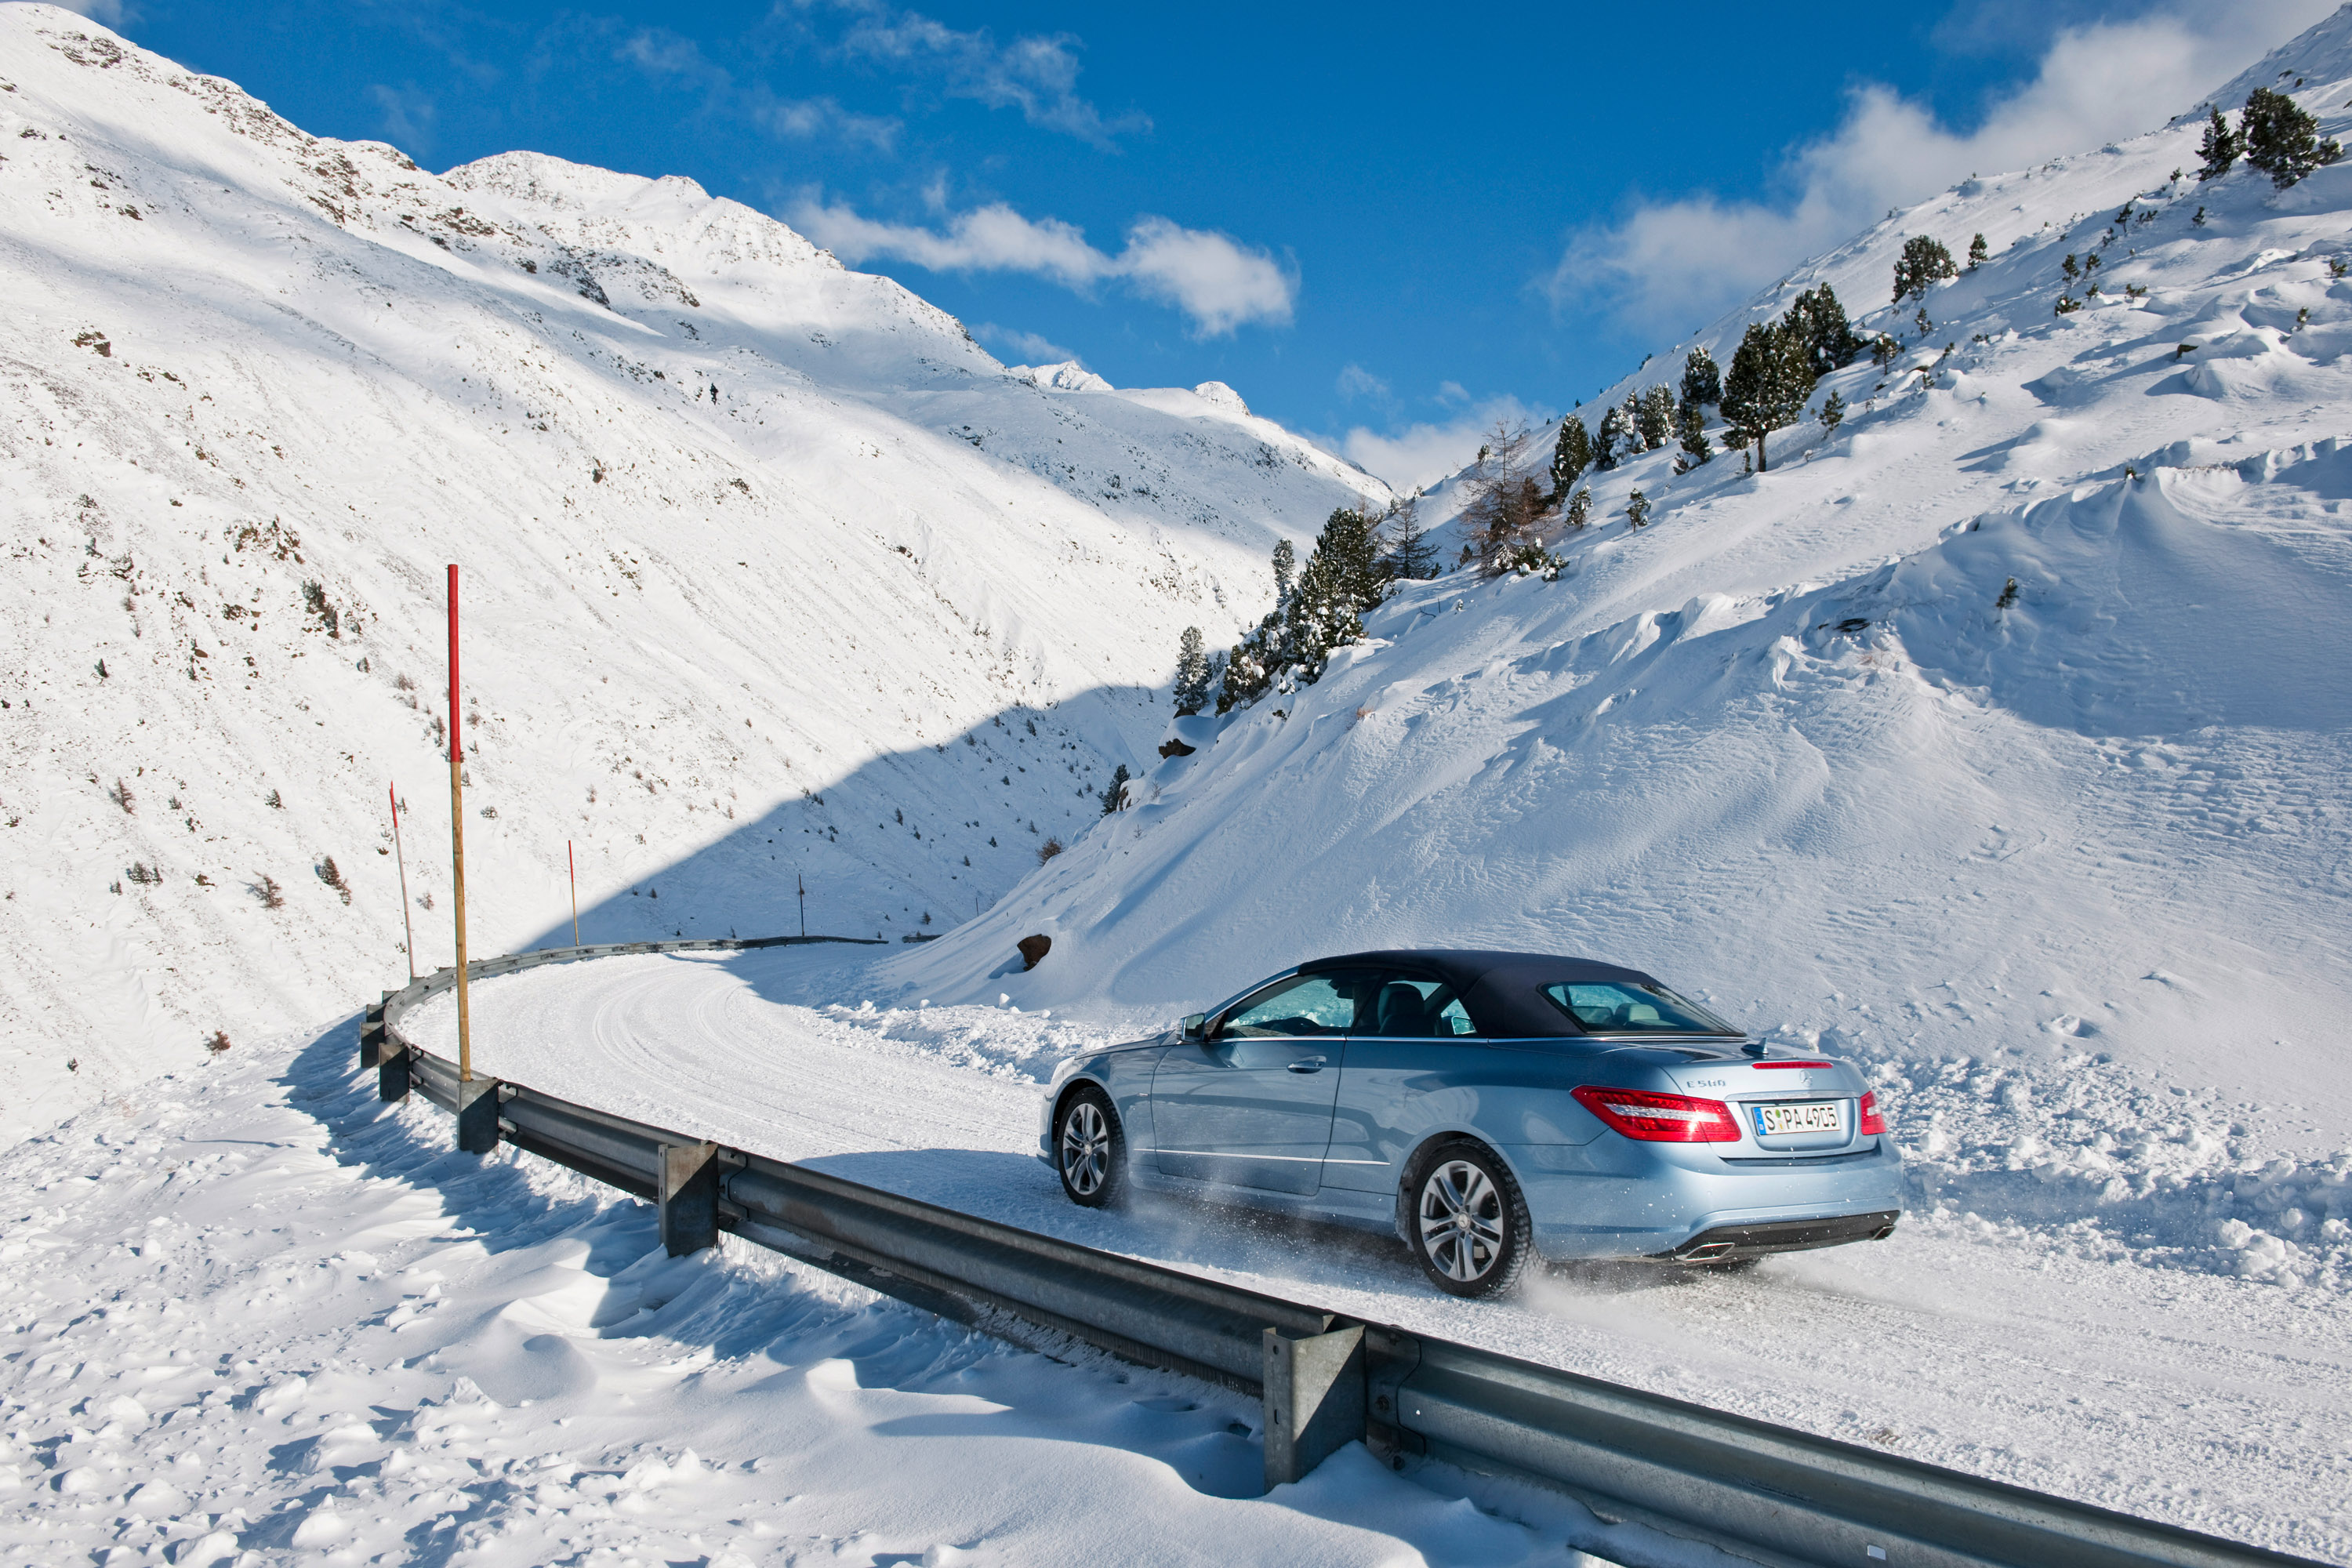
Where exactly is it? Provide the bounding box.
[1859,1091,1887,1137]
[1572,1085,1741,1142]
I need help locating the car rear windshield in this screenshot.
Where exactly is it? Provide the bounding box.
[1539,981,1738,1036]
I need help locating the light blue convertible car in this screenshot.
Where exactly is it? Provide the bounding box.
[1040,949,1902,1296]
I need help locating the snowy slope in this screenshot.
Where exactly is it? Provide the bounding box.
[0,6,1388,1142]
[886,10,2352,1272]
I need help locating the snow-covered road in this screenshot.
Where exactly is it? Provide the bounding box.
[402,945,2352,1564]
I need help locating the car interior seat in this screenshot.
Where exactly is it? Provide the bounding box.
[1375,982,1436,1036]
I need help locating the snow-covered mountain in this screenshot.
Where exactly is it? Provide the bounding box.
[0,5,1388,1141]
[890,5,2352,1277]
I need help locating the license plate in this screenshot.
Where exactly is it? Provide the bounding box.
[1752,1101,1844,1137]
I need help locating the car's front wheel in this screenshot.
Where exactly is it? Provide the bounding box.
[1407,1141,1530,1298]
[1054,1086,1125,1207]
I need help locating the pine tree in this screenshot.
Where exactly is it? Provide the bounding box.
[1172,626,1211,715]
[1636,386,1675,451]
[1563,488,1592,530]
[1377,495,1439,581]
[1098,764,1131,815]
[1270,537,1297,604]
[1624,489,1651,529]
[2061,252,2079,284]
[1673,397,1712,470]
[1786,284,1862,375]
[1593,404,1625,470]
[2242,87,2343,188]
[1720,317,1817,472]
[1967,233,1988,270]
[2197,104,2241,182]
[1820,389,1846,434]
[1680,347,1722,410]
[1548,416,1592,501]
[1284,506,1389,675]
[1892,235,1958,303]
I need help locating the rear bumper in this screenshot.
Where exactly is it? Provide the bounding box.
[1513,1138,1905,1260]
[1655,1210,1899,1262]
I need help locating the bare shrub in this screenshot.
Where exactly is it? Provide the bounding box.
[253,873,284,909]
[1036,837,1064,864]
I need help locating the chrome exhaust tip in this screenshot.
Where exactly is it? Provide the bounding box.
[1680,1241,1736,1263]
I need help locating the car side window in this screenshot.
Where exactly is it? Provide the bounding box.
[1358,974,1477,1039]
[1218,975,1359,1038]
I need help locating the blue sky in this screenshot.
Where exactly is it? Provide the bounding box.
[66,0,2331,486]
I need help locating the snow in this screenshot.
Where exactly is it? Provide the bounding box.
[0,1008,1729,1567]
[0,5,1388,1142]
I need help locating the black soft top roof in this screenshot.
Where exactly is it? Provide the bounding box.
[1296,949,1679,1038]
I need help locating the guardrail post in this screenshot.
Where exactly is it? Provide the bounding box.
[359,996,388,1069]
[377,1036,410,1102]
[1262,1323,1366,1491]
[454,1077,500,1153]
[659,1142,720,1256]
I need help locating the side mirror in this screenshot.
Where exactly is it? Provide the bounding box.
[1181,1013,1207,1040]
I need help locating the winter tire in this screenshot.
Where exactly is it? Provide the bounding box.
[1407,1140,1530,1298]
[1054,1085,1124,1208]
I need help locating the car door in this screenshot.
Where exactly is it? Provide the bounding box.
[1149,971,1369,1194]
[1320,971,1484,1194]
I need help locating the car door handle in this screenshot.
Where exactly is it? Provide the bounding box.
[1286,1056,1326,1073]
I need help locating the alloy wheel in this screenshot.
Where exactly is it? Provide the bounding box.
[1061,1099,1111,1197]
[1418,1159,1506,1283]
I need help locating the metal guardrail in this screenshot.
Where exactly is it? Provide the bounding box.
[361,936,2320,1568]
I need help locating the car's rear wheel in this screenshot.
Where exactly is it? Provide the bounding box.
[1407,1141,1530,1298]
[1054,1086,1124,1207]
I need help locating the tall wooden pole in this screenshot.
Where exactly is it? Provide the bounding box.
[447,564,472,1084]
[390,781,416,982]
[568,840,580,948]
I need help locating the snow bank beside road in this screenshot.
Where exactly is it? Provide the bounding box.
[0,1016,1677,1567]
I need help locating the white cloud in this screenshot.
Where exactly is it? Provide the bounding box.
[366,84,437,158]
[1337,397,1546,494]
[1335,362,1390,401]
[972,322,1081,365]
[793,196,1294,336]
[53,0,129,27]
[811,0,1147,147]
[619,28,902,152]
[1548,1,2338,332]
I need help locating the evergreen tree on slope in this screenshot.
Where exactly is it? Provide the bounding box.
[1892,235,1958,303]
[1548,416,1592,502]
[1680,346,1722,411]
[1720,318,1816,473]
[1593,403,1625,470]
[1172,626,1211,716]
[2242,87,2343,189]
[2197,104,2241,181]
[1637,386,1676,451]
